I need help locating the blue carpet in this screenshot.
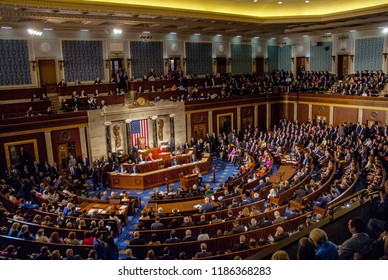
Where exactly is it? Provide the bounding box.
[86,158,239,255]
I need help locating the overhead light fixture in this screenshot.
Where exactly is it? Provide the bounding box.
[1,26,12,29]
[253,0,258,2]
[27,28,42,36]
[80,29,89,32]
[194,33,201,36]
[43,28,53,31]
[216,34,222,37]
[383,27,388,34]
[278,1,283,4]
[170,32,177,35]
[143,30,150,34]
[254,36,260,39]
[305,0,310,3]
[113,28,122,34]
[236,35,242,38]
[271,37,276,39]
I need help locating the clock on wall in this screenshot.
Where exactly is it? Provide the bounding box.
[40,42,51,53]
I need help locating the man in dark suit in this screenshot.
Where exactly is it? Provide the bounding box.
[165,230,181,243]
[129,231,145,246]
[182,229,196,242]
[227,220,247,235]
[136,154,146,164]
[79,154,90,169]
[196,215,209,225]
[171,158,179,166]
[158,247,175,260]
[129,164,139,174]
[199,197,213,213]
[232,235,249,252]
[150,216,165,230]
[194,243,212,258]
[338,217,373,259]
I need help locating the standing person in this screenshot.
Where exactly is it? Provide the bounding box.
[93,231,106,260]
[105,236,119,260]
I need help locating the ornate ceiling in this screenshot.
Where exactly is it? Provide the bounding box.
[0,0,387,38]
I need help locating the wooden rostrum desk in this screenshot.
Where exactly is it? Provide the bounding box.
[108,153,211,190]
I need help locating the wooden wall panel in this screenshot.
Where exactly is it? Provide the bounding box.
[312,105,330,123]
[212,108,237,136]
[271,103,294,128]
[190,112,208,141]
[333,107,358,125]
[362,109,386,126]
[257,104,267,132]
[0,132,47,171]
[297,104,309,123]
[240,106,254,132]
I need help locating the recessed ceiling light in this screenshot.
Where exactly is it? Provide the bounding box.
[305,0,310,3]
[113,28,122,34]
[80,29,89,32]
[194,33,201,36]
[254,36,260,39]
[349,30,356,33]
[253,0,257,2]
[143,30,150,34]
[170,32,177,34]
[1,26,12,29]
[43,28,53,31]
[236,35,242,38]
[216,34,222,37]
[278,1,283,4]
[27,28,42,36]
[383,27,388,34]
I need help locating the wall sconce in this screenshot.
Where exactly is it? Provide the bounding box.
[349,55,354,62]
[58,60,64,70]
[227,58,232,65]
[105,59,110,68]
[164,58,169,67]
[332,56,336,63]
[30,60,36,71]
[291,57,295,64]
[306,57,310,63]
[383,53,388,62]
[127,58,131,69]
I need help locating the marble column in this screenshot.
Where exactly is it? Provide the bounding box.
[105,121,112,154]
[151,116,158,148]
[169,113,176,151]
[125,119,132,153]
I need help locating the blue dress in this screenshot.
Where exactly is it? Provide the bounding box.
[316,241,339,260]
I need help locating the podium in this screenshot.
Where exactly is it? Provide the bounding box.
[179,173,199,190]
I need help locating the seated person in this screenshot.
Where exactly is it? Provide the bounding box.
[129,164,139,174]
[147,152,155,162]
[117,163,127,173]
[136,154,146,164]
[190,154,197,163]
[171,158,179,167]
[94,77,102,84]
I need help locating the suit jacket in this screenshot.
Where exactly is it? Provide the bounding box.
[199,202,213,213]
[338,233,373,259]
[130,167,139,174]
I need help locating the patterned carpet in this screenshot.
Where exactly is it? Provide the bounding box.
[87,158,240,257]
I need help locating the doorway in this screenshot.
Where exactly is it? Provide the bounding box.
[337,55,349,80]
[110,58,123,79]
[216,57,227,75]
[296,57,307,72]
[169,57,181,73]
[255,57,264,74]
[58,142,76,173]
[38,59,57,93]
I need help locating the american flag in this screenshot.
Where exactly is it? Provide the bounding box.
[131,119,149,147]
